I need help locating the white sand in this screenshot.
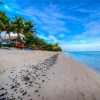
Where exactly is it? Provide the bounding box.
[0,49,100,100]
[0,48,56,74]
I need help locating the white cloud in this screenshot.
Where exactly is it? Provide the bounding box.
[4,5,12,11]
[60,42,100,51]
[76,21,100,39]
[48,35,58,43]
[22,4,71,34]
[3,1,100,51]
[22,5,66,24]
[38,34,100,51]
[58,33,65,38]
[82,10,100,23]
[85,21,100,35]
[3,3,81,35]
[37,34,58,43]
[41,26,68,34]
[37,35,49,40]
[74,10,100,51]
[59,37,100,51]
[74,8,94,13]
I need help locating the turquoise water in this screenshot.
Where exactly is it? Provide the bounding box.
[64,51,100,72]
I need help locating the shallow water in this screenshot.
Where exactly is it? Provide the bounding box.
[64,51,100,72]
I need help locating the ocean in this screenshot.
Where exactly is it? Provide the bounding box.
[64,51,100,72]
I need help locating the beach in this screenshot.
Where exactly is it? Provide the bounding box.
[0,49,100,100]
[65,51,100,72]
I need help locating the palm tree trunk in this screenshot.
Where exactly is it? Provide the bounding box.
[4,32,7,38]
[17,33,21,43]
[17,33,20,42]
[8,33,11,44]
[0,32,2,42]
[0,2,4,5]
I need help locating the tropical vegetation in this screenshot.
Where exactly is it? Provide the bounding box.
[0,2,62,51]
[0,1,3,5]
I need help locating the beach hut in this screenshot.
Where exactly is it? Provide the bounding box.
[2,32,26,48]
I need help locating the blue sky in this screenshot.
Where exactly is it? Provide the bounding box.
[0,0,100,51]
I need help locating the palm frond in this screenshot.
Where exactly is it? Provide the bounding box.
[0,2,4,5]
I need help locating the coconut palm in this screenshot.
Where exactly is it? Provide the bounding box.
[12,17,36,43]
[23,21,36,37]
[0,11,14,44]
[0,11,9,29]
[0,11,9,42]
[5,23,15,44]
[0,21,3,41]
[0,2,5,39]
[12,17,24,42]
[0,1,3,5]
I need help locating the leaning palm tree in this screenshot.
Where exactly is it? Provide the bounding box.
[12,17,24,42]
[0,11,9,42]
[5,23,14,44]
[12,17,36,43]
[0,11,9,29]
[0,2,5,38]
[23,21,36,37]
[0,12,14,44]
[0,1,3,5]
[0,21,3,41]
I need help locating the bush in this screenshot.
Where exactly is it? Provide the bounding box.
[0,42,2,47]
[42,44,53,51]
[2,44,13,48]
[25,36,62,51]
[52,43,62,51]
[7,44,13,48]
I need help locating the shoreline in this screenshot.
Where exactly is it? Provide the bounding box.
[63,51,100,74]
[0,49,100,100]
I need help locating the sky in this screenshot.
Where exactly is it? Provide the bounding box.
[0,0,100,51]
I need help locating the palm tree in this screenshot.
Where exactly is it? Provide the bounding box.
[23,21,36,36]
[12,17,36,43]
[0,21,3,42]
[12,17,24,42]
[5,22,15,44]
[0,11,14,44]
[0,11,9,42]
[0,11,9,29]
[0,2,4,40]
[0,2,4,5]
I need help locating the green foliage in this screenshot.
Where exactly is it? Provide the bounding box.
[12,17,36,43]
[12,17,24,33]
[0,2,3,5]
[25,35,62,51]
[52,43,62,51]
[23,21,36,36]
[0,11,9,32]
[25,36,35,47]
[0,41,2,47]
[0,10,62,51]
[2,44,13,48]
[43,44,53,51]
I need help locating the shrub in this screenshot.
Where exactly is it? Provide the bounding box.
[25,36,62,51]
[52,43,62,51]
[0,42,2,47]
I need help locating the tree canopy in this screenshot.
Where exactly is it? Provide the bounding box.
[0,10,62,51]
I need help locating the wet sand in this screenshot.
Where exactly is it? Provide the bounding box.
[0,49,100,100]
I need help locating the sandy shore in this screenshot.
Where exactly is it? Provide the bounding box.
[0,48,100,100]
